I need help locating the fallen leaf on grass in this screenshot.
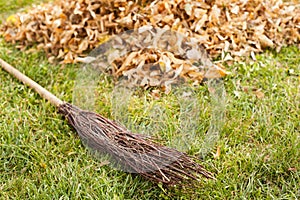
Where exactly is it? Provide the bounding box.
[0,0,299,64]
[1,0,299,92]
[288,167,297,172]
[242,86,265,99]
[214,146,221,159]
[253,89,265,99]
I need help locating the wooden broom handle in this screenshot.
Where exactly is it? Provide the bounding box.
[0,58,63,107]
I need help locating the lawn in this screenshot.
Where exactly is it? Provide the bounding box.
[0,1,299,199]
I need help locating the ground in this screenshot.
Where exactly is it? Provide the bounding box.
[0,0,299,199]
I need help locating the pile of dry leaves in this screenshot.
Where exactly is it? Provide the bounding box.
[0,0,299,82]
[80,27,226,92]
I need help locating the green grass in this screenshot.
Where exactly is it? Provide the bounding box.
[0,0,49,23]
[0,1,300,199]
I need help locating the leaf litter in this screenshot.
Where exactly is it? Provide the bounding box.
[0,0,299,88]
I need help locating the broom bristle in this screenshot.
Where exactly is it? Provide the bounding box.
[58,102,214,186]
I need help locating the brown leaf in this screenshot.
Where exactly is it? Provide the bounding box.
[258,34,274,48]
[1,0,299,91]
[288,167,297,172]
[253,89,265,99]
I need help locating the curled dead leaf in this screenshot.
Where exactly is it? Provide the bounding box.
[0,0,299,91]
[253,89,265,99]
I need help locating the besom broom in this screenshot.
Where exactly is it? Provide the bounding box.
[0,58,214,186]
